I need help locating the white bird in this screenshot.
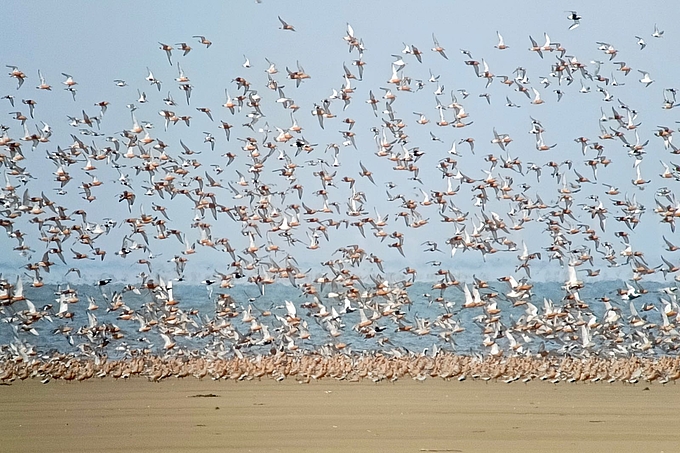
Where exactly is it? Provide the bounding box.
[581,325,594,349]
[264,58,278,74]
[137,89,147,103]
[652,24,664,38]
[160,332,176,350]
[145,67,162,91]
[564,263,583,290]
[531,87,544,105]
[638,70,654,87]
[566,10,581,30]
[495,31,509,50]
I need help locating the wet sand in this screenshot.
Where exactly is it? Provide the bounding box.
[1,378,678,452]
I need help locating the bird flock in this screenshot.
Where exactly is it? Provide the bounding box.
[1,9,680,384]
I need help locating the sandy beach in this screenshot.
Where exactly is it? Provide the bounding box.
[2,377,678,453]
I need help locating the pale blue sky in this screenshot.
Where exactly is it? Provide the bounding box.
[1,0,678,284]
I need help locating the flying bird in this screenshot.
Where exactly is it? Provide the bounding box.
[566,10,581,30]
[278,16,295,31]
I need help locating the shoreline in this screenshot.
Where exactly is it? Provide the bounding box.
[2,352,679,384]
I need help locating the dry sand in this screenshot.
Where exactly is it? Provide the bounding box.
[1,378,678,453]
